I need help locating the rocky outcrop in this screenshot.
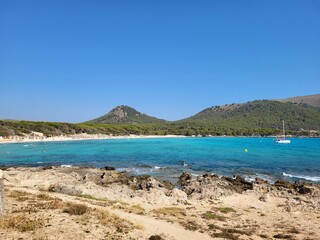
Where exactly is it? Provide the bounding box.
[178,173,254,200]
[128,175,173,191]
[177,172,320,203]
[48,182,82,195]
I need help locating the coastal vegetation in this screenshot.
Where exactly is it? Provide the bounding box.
[1,97,320,137]
[1,166,319,239]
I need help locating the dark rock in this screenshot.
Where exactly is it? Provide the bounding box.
[149,235,163,240]
[298,186,312,195]
[130,175,171,191]
[255,177,269,184]
[42,166,53,170]
[226,175,253,191]
[273,233,292,239]
[178,172,192,186]
[104,166,115,171]
[274,180,294,189]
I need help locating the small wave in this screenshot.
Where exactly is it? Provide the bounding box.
[282,172,320,182]
[243,173,275,184]
[23,145,28,147]
[61,164,72,168]
[116,167,150,175]
[37,162,44,164]
[154,166,167,170]
[244,175,256,182]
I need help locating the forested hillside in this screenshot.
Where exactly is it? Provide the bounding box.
[1,96,320,137]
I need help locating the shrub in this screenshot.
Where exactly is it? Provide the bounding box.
[63,203,88,215]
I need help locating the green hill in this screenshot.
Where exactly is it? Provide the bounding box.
[87,105,166,124]
[182,100,320,129]
[1,96,320,137]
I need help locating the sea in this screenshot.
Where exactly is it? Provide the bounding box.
[0,137,320,183]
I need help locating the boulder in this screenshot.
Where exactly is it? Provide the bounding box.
[149,235,163,240]
[254,177,269,184]
[224,175,253,192]
[129,176,171,191]
[48,183,82,195]
[274,180,294,189]
[298,186,313,195]
[178,172,192,186]
[104,166,116,171]
[179,173,253,200]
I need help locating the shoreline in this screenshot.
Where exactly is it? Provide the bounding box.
[1,133,318,145]
[0,134,186,144]
[1,164,319,185]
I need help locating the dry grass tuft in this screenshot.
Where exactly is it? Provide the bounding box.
[77,194,106,201]
[202,211,226,221]
[34,199,64,210]
[95,209,133,233]
[216,207,236,213]
[181,220,201,231]
[212,231,239,240]
[226,228,254,236]
[208,223,222,230]
[126,205,145,215]
[8,190,29,202]
[63,202,89,215]
[8,190,28,198]
[153,207,186,217]
[37,193,56,201]
[0,214,44,232]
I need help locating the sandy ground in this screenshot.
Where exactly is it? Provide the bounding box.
[0,167,319,240]
[0,134,186,145]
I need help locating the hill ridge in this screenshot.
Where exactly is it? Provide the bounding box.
[87,105,166,124]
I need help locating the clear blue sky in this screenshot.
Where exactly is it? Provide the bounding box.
[1,0,319,122]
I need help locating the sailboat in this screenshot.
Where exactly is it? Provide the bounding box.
[276,120,291,144]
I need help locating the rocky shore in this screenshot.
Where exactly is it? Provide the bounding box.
[0,166,319,239]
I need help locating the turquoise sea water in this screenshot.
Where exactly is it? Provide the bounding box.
[0,137,320,183]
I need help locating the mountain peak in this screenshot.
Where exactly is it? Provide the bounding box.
[87,105,165,124]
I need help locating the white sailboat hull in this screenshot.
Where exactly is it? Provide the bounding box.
[276,120,291,144]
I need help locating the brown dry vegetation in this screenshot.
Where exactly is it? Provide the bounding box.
[202,211,226,221]
[0,214,44,232]
[63,202,88,215]
[153,207,186,217]
[0,189,138,239]
[2,167,320,240]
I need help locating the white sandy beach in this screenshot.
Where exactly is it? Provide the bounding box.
[0,134,186,145]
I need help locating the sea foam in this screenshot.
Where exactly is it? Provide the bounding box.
[61,164,72,168]
[283,172,320,182]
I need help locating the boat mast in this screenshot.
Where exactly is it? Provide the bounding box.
[282,120,285,138]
